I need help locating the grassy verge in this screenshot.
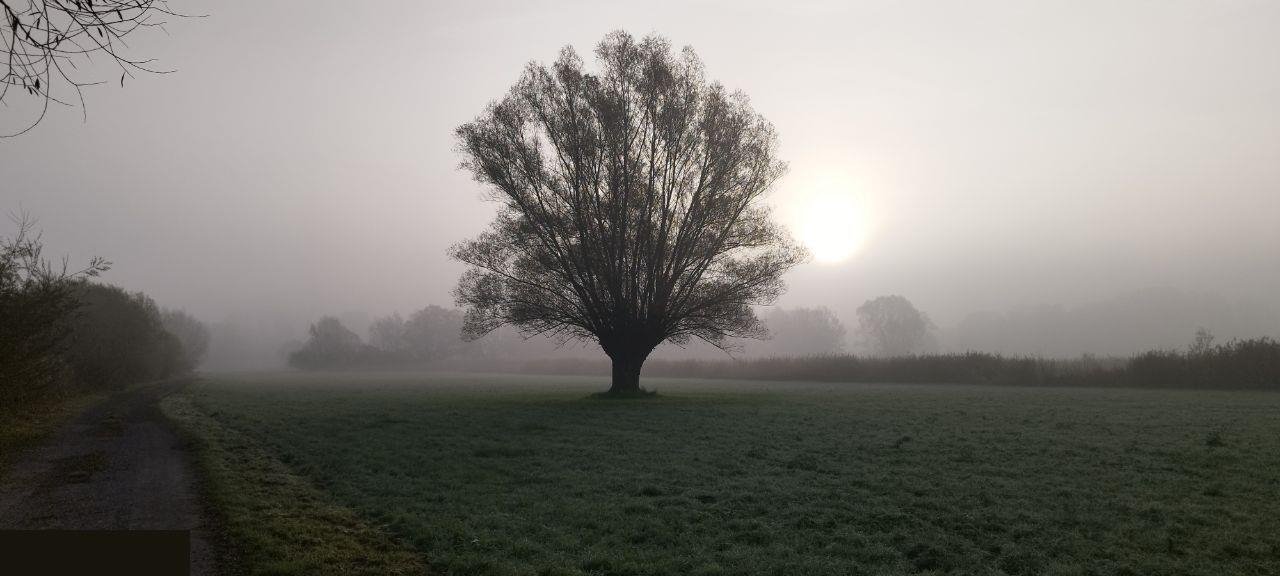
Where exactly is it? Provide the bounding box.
[0,393,105,475]
[160,391,425,576]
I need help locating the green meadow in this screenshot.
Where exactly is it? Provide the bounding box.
[165,372,1280,576]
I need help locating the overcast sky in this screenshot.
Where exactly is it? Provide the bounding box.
[3,0,1278,351]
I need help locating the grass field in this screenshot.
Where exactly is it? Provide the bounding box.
[166,372,1280,576]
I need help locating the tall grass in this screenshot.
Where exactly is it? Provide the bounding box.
[518,337,1280,391]
[1128,337,1280,390]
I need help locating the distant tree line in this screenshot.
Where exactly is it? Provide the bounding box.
[288,306,486,370]
[1,216,208,413]
[947,287,1279,358]
[286,295,1278,390]
[289,305,856,371]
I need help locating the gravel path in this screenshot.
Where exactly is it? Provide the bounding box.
[0,380,219,576]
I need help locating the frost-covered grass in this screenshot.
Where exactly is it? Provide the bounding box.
[176,371,1280,575]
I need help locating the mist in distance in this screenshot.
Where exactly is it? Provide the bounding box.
[3,0,1278,370]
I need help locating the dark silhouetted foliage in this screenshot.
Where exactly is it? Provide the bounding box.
[63,282,186,389]
[2,213,205,417]
[0,214,109,407]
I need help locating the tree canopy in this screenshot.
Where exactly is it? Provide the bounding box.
[451,31,805,393]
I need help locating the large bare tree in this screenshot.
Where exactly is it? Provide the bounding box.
[452,31,806,394]
[1,0,179,136]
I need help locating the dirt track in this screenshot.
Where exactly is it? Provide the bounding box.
[0,380,218,576]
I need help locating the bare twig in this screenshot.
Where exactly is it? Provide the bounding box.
[1,0,191,136]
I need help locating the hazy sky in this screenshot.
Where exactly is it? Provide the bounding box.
[3,0,1278,345]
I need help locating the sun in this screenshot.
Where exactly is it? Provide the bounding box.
[794,185,865,264]
[798,194,860,263]
[777,166,877,265]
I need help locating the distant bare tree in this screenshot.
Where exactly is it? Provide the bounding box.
[452,31,805,394]
[761,306,846,356]
[855,295,935,357]
[1,0,182,135]
[1189,327,1215,356]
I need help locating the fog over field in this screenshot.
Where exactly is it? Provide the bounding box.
[3,1,1278,367]
[6,3,1280,574]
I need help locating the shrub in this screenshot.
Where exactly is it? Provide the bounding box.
[0,217,108,408]
[64,283,186,389]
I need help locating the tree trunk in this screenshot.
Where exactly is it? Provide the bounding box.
[608,348,648,395]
